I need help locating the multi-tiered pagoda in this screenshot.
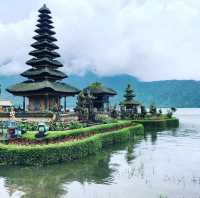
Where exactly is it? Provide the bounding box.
[7,4,80,112]
[121,84,140,112]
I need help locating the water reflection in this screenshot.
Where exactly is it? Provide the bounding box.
[0,139,142,198]
[0,109,200,198]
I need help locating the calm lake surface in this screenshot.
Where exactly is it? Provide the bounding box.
[0,108,200,198]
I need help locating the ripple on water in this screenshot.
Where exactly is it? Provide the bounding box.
[0,109,200,198]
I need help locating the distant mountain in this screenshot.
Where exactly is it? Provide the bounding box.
[1,72,200,108]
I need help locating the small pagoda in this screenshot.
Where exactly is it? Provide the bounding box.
[120,84,140,112]
[83,82,117,111]
[7,4,80,112]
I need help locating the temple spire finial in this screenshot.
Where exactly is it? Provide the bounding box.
[39,3,51,13]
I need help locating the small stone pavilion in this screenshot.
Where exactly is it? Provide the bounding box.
[7,4,80,112]
[83,82,117,111]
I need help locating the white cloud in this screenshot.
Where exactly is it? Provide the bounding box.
[0,0,200,81]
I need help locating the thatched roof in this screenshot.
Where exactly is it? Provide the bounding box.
[7,80,80,96]
[33,34,57,42]
[26,57,63,67]
[31,41,59,50]
[121,100,141,106]
[39,4,51,14]
[84,82,117,96]
[21,68,67,79]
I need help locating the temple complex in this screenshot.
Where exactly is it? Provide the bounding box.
[83,82,117,111]
[7,4,80,112]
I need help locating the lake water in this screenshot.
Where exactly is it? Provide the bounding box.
[0,108,200,198]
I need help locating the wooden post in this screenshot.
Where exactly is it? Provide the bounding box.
[107,98,110,112]
[47,95,50,111]
[45,95,48,111]
[64,96,67,112]
[23,96,26,112]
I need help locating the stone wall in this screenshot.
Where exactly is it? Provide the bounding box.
[0,112,78,123]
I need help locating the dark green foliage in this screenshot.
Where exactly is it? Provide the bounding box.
[75,91,96,122]
[171,107,177,112]
[110,105,118,119]
[68,122,86,129]
[141,105,147,118]
[158,109,162,115]
[0,124,144,166]
[167,111,173,118]
[19,122,37,131]
[96,114,117,124]
[18,121,84,132]
[165,118,179,128]
[167,107,177,118]
[134,118,179,131]
[48,122,69,131]
[149,104,157,115]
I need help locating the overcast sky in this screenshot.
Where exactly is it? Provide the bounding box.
[0,0,200,81]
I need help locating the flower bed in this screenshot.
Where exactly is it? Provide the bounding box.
[16,121,133,145]
[0,124,144,166]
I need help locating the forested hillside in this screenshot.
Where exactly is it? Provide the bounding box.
[0,73,200,107]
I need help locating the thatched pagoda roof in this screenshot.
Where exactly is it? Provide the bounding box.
[84,82,117,96]
[33,34,57,42]
[121,100,141,106]
[29,48,60,58]
[31,40,59,50]
[7,80,80,96]
[39,4,51,14]
[21,68,67,80]
[26,57,63,67]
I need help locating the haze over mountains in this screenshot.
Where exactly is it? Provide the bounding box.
[0,72,200,108]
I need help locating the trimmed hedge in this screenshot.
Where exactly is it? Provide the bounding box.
[0,124,144,166]
[22,121,133,142]
[133,117,179,131]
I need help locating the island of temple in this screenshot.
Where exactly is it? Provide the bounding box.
[0,4,180,168]
[7,4,80,112]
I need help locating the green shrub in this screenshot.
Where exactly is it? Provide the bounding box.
[22,121,133,142]
[96,114,117,124]
[166,118,179,128]
[68,122,86,130]
[19,121,69,131]
[19,122,37,131]
[0,124,144,166]
[48,122,70,131]
[134,117,179,131]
